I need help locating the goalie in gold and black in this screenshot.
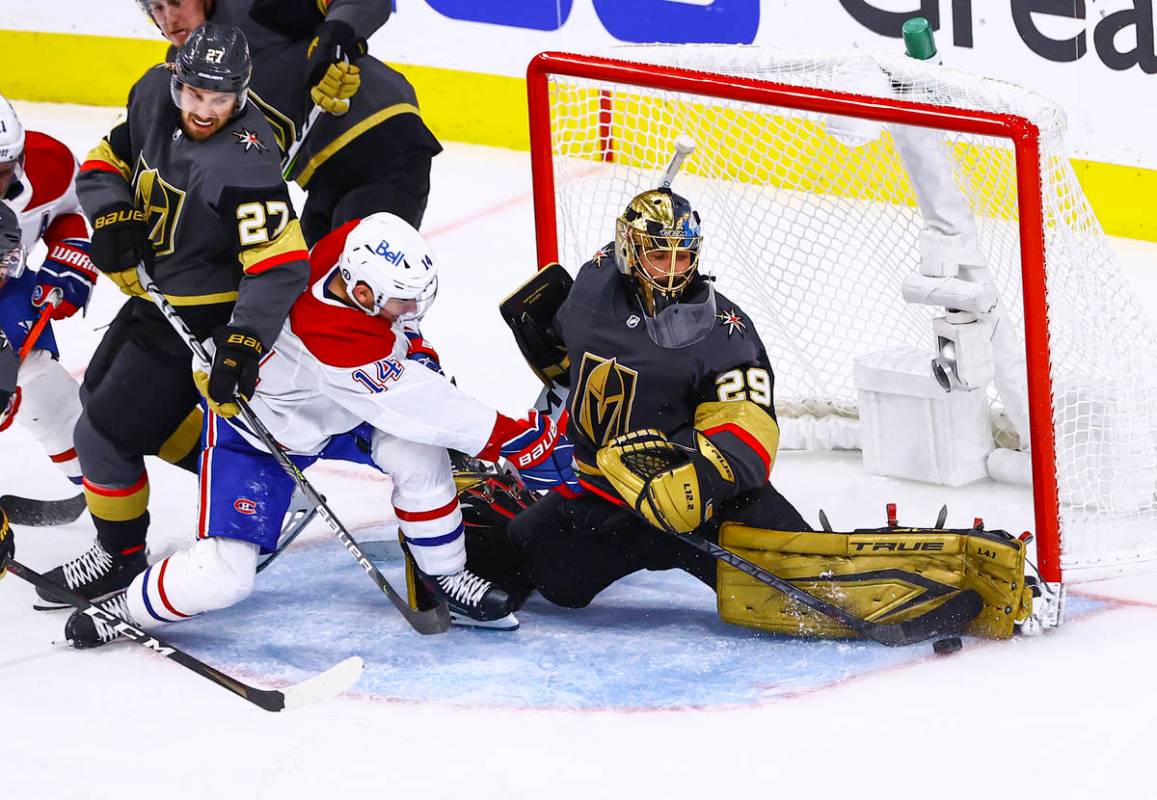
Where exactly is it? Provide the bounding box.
[465,187,811,610]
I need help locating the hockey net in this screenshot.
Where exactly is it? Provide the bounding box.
[527,46,1157,588]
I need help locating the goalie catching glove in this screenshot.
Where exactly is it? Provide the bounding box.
[596,428,735,534]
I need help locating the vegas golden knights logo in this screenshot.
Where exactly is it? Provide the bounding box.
[132,156,187,257]
[573,353,638,447]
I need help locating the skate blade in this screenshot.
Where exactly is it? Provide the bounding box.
[34,588,126,613]
[449,611,520,631]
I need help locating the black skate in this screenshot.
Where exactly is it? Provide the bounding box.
[63,590,133,649]
[415,567,519,631]
[33,540,147,611]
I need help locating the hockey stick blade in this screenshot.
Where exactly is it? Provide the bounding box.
[4,558,363,711]
[1,493,87,526]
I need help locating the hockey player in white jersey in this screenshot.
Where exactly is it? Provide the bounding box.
[0,94,95,489]
[64,212,578,645]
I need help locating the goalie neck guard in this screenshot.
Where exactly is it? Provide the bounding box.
[339,212,439,321]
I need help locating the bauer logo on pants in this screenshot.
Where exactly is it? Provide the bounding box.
[234,498,258,515]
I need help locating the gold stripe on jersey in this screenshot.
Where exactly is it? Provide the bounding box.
[163,291,240,306]
[248,90,296,155]
[84,138,132,182]
[296,102,421,187]
[316,0,331,13]
[239,219,308,275]
[694,400,781,474]
[157,407,204,465]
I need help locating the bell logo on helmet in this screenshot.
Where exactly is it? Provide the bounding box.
[372,240,405,265]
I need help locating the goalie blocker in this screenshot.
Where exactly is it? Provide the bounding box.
[717,523,1033,639]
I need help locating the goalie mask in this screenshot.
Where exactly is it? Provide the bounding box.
[0,94,25,196]
[614,188,715,349]
[339,212,439,321]
[0,202,26,289]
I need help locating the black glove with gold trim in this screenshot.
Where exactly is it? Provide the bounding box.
[196,326,263,418]
[596,428,734,534]
[90,202,153,297]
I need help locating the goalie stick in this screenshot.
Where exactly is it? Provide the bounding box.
[137,266,451,635]
[0,492,86,526]
[4,558,364,711]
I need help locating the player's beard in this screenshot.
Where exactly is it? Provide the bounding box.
[180,110,228,141]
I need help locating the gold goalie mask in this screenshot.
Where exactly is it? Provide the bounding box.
[614,188,703,315]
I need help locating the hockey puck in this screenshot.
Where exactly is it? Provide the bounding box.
[932,636,963,656]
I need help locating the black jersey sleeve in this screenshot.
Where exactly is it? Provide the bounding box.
[248,0,390,40]
[689,346,781,495]
[76,74,153,218]
[214,182,310,348]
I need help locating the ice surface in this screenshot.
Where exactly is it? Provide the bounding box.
[2,102,1157,800]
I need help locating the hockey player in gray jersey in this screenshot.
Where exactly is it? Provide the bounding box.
[138,0,442,245]
[34,23,310,608]
[471,188,811,611]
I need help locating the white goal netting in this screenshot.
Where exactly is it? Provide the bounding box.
[534,45,1157,581]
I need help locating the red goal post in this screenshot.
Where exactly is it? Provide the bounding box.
[526,50,1063,585]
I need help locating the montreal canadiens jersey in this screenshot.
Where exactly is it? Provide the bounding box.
[3,130,88,252]
[555,245,782,496]
[0,130,89,354]
[232,221,498,456]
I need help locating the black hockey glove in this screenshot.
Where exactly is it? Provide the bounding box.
[194,326,263,419]
[89,202,153,297]
[306,20,366,115]
[0,506,13,578]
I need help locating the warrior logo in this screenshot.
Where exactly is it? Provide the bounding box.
[573,353,638,447]
[234,498,258,515]
[132,156,187,257]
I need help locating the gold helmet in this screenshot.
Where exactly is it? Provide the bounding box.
[614,188,703,315]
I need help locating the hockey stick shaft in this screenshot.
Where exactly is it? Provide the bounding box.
[282,105,324,180]
[17,292,59,364]
[660,135,696,189]
[137,267,450,635]
[3,558,362,711]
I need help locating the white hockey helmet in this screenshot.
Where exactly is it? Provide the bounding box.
[339,212,438,321]
[0,94,26,185]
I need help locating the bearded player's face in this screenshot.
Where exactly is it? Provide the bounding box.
[177,85,236,141]
[146,0,209,47]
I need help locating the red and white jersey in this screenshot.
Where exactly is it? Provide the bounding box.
[3,131,88,252]
[236,221,499,457]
